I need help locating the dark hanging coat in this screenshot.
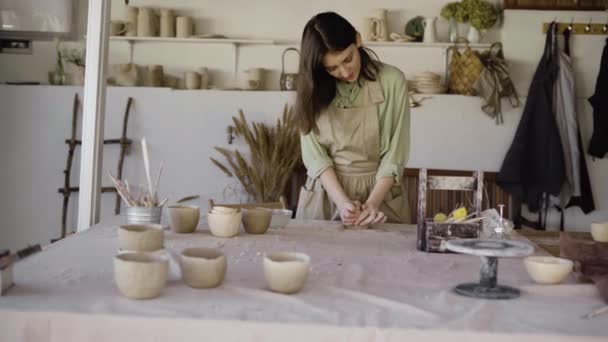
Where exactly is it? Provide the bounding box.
[563,29,595,215]
[588,38,608,159]
[497,22,565,212]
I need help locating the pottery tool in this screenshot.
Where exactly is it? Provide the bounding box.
[108,172,135,206]
[0,244,42,268]
[581,305,608,319]
[177,195,200,203]
[141,137,154,198]
[1,245,42,295]
[152,161,164,204]
[459,216,487,224]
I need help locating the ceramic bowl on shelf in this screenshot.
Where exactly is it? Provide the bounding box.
[524,256,573,285]
[264,252,310,294]
[118,224,164,252]
[114,252,168,299]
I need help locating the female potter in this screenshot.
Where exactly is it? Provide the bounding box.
[295,12,411,226]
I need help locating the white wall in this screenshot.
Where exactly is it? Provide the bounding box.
[0,86,523,251]
[0,0,501,88]
[0,1,607,250]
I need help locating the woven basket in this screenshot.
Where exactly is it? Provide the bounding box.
[448,40,484,96]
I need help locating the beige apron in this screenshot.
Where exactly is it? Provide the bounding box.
[296,80,410,224]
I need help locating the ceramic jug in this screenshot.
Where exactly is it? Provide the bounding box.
[184,71,201,89]
[111,63,139,87]
[245,68,265,90]
[370,9,389,41]
[423,17,437,43]
[176,16,193,38]
[159,9,175,38]
[145,65,164,87]
[137,7,158,37]
[125,6,138,37]
[198,67,210,89]
[280,48,299,91]
[360,17,375,41]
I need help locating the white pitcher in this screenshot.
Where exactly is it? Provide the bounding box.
[422,17,437,43]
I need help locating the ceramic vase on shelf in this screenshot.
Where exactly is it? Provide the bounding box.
[458,23,469,41]
[159,9,176,38]
[423,17,437,43]
[448,18,458,43]
[467,26,481,43]
[137,7,158,37]
[176,16,193,38]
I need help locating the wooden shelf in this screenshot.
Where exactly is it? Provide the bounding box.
[109,36,275,45]
[110,36,493,49]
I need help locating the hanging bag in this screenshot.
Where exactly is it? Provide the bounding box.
[474,42,520,124]
[447,38,484,95]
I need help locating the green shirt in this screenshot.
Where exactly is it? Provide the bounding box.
[300,63,411,184]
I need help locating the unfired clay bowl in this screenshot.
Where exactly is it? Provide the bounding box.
[167,205,200,234]
[591,222,608,242]
[242,208,272,234]
[180,247,227,288]
[211,206,239,214]
[208,211,242,238]
[524,256,573,284]
[264,252,310,294]
[269,209,293,229]
[114,252,168,299]
[118,224,164,252]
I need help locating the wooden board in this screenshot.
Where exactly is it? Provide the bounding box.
[421,221,482,253]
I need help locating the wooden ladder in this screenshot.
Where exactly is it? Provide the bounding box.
[56,94,133,242]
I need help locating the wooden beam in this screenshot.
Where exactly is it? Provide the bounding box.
[77,0,111,232]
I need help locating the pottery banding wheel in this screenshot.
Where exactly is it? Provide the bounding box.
[446,239,534,300]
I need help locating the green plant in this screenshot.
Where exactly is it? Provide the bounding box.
[210,105,302,202]
[54,38,65,76]
[469,1,498,30]
[459,0,498,30]
[62,47,85,67]
[441,2,468,23]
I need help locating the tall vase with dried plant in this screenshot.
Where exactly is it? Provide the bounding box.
[210,105,302,203]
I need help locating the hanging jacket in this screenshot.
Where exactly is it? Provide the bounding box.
[588,38,608,158]
[497,22,565,213]
[553,28,580,207]
[552,28,595,229]
[563,29,595,215]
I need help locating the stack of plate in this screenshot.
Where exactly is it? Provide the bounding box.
[413,71,446,94]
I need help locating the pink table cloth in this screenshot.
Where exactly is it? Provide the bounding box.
[0,217,605,341]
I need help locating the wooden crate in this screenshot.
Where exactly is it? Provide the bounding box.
[418,221,482,252]
[415,169,484,253]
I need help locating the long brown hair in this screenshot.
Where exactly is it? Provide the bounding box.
[295,12,380,134]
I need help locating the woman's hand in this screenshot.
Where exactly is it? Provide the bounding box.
[355,201,387,226]
[339,200,362,225]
